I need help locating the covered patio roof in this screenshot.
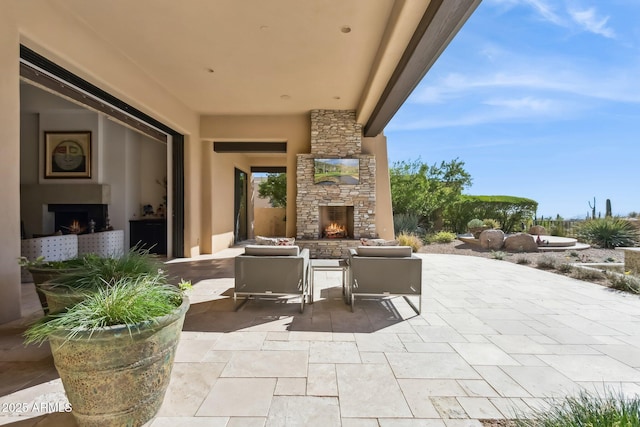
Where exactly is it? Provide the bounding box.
[19,0,480,136]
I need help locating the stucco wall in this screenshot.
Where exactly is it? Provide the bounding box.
[200,114,310,253]
[363,133,394,240]
[0,4,22,323]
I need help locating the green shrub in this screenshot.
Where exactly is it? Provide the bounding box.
[516,257,530,265]
[482,218,500,229]
[536,255,556,270]
[608,273,640,294]
[396,232,424,252]
[491,250,507,260]
[467,218,484,229]
[575,218,639,249]
[514,388,640,427]
[428,231,457,244]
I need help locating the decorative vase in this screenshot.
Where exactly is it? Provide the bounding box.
[48,296,189,427]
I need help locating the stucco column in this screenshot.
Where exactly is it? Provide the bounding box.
[0,7,23,323]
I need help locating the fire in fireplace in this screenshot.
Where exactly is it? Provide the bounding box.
[324,222,347,239]
[319,206,354,239]
[48,204,108,234]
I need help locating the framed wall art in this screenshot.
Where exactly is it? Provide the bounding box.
[44,131,92,179]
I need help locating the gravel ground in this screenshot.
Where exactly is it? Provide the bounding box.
[418,239,624,287]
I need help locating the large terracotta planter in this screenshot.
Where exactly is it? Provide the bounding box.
[48,296,189,427]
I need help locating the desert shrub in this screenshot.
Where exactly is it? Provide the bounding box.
[629,211,639,218]
[467,218,484,229]
[396,232,424,252]
[536,255,556,270]
[516,257,530,265]
[483,218,500,229]
[608,273,640,294]
[428,231,457,244]
[393,213,424,235]
[571,267,605,281]
[557,263,573,273]
[513,388,640,427]
[491,250,507,260]
[575,217,639,249]
[569,251,579,258]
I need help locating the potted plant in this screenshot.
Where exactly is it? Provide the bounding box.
[25,270,191,427]
[33,247,163,314]
[19,256,85,314]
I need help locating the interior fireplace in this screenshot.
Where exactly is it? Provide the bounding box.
[48,204,109,234]
[319,206,354,239]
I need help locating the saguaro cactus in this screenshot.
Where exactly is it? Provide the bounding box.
[606,199,612,217]
[588,197,596,219]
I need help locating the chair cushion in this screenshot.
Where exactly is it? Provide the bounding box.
[360,238,399,246]
[244,245,300,256]
[255,235,296,246]
[356,246,412,257]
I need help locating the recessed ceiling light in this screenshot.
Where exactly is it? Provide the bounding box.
[280,95,291,100]
[341,26,351,34]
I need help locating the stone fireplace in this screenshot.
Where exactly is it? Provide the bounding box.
[296,110,377,257]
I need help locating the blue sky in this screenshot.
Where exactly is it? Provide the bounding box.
[385,0,639,219]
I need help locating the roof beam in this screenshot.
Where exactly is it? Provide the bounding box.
[364,0,482,137]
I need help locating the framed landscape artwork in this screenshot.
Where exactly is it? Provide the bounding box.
[44,131,92,179]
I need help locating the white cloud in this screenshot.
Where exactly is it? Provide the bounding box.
[569,7,615,38]
[483,96,554,112]
[524,0,564,25]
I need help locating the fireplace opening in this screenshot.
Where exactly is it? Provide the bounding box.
[48,204,109,234]
[319,206,354,239]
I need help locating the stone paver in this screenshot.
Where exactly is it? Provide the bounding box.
[1,252,640,426]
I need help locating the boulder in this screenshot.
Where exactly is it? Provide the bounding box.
[504,233,538,252]
[479,229,505,250]
[528,225,547,235]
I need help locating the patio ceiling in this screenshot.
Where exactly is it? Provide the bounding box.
[35,0,480,135]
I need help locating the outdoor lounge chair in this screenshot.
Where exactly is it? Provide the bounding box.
[347,246,422,314]
[234,245,310,312]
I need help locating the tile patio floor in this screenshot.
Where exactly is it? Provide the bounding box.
[1,250,640,426]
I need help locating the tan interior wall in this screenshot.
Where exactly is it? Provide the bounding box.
[362,134,394,240]
[200,115,310,253]
[0,5,23,323]
[13,3,202,258]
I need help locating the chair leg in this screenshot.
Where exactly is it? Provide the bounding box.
[350,294,354,312]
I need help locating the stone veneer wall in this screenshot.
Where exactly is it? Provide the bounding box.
[310,110,361,156]
[296,110,377,246]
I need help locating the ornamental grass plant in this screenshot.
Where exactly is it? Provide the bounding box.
[50,247,164,290]
[25,275,186,345]
[514,389,640,427]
